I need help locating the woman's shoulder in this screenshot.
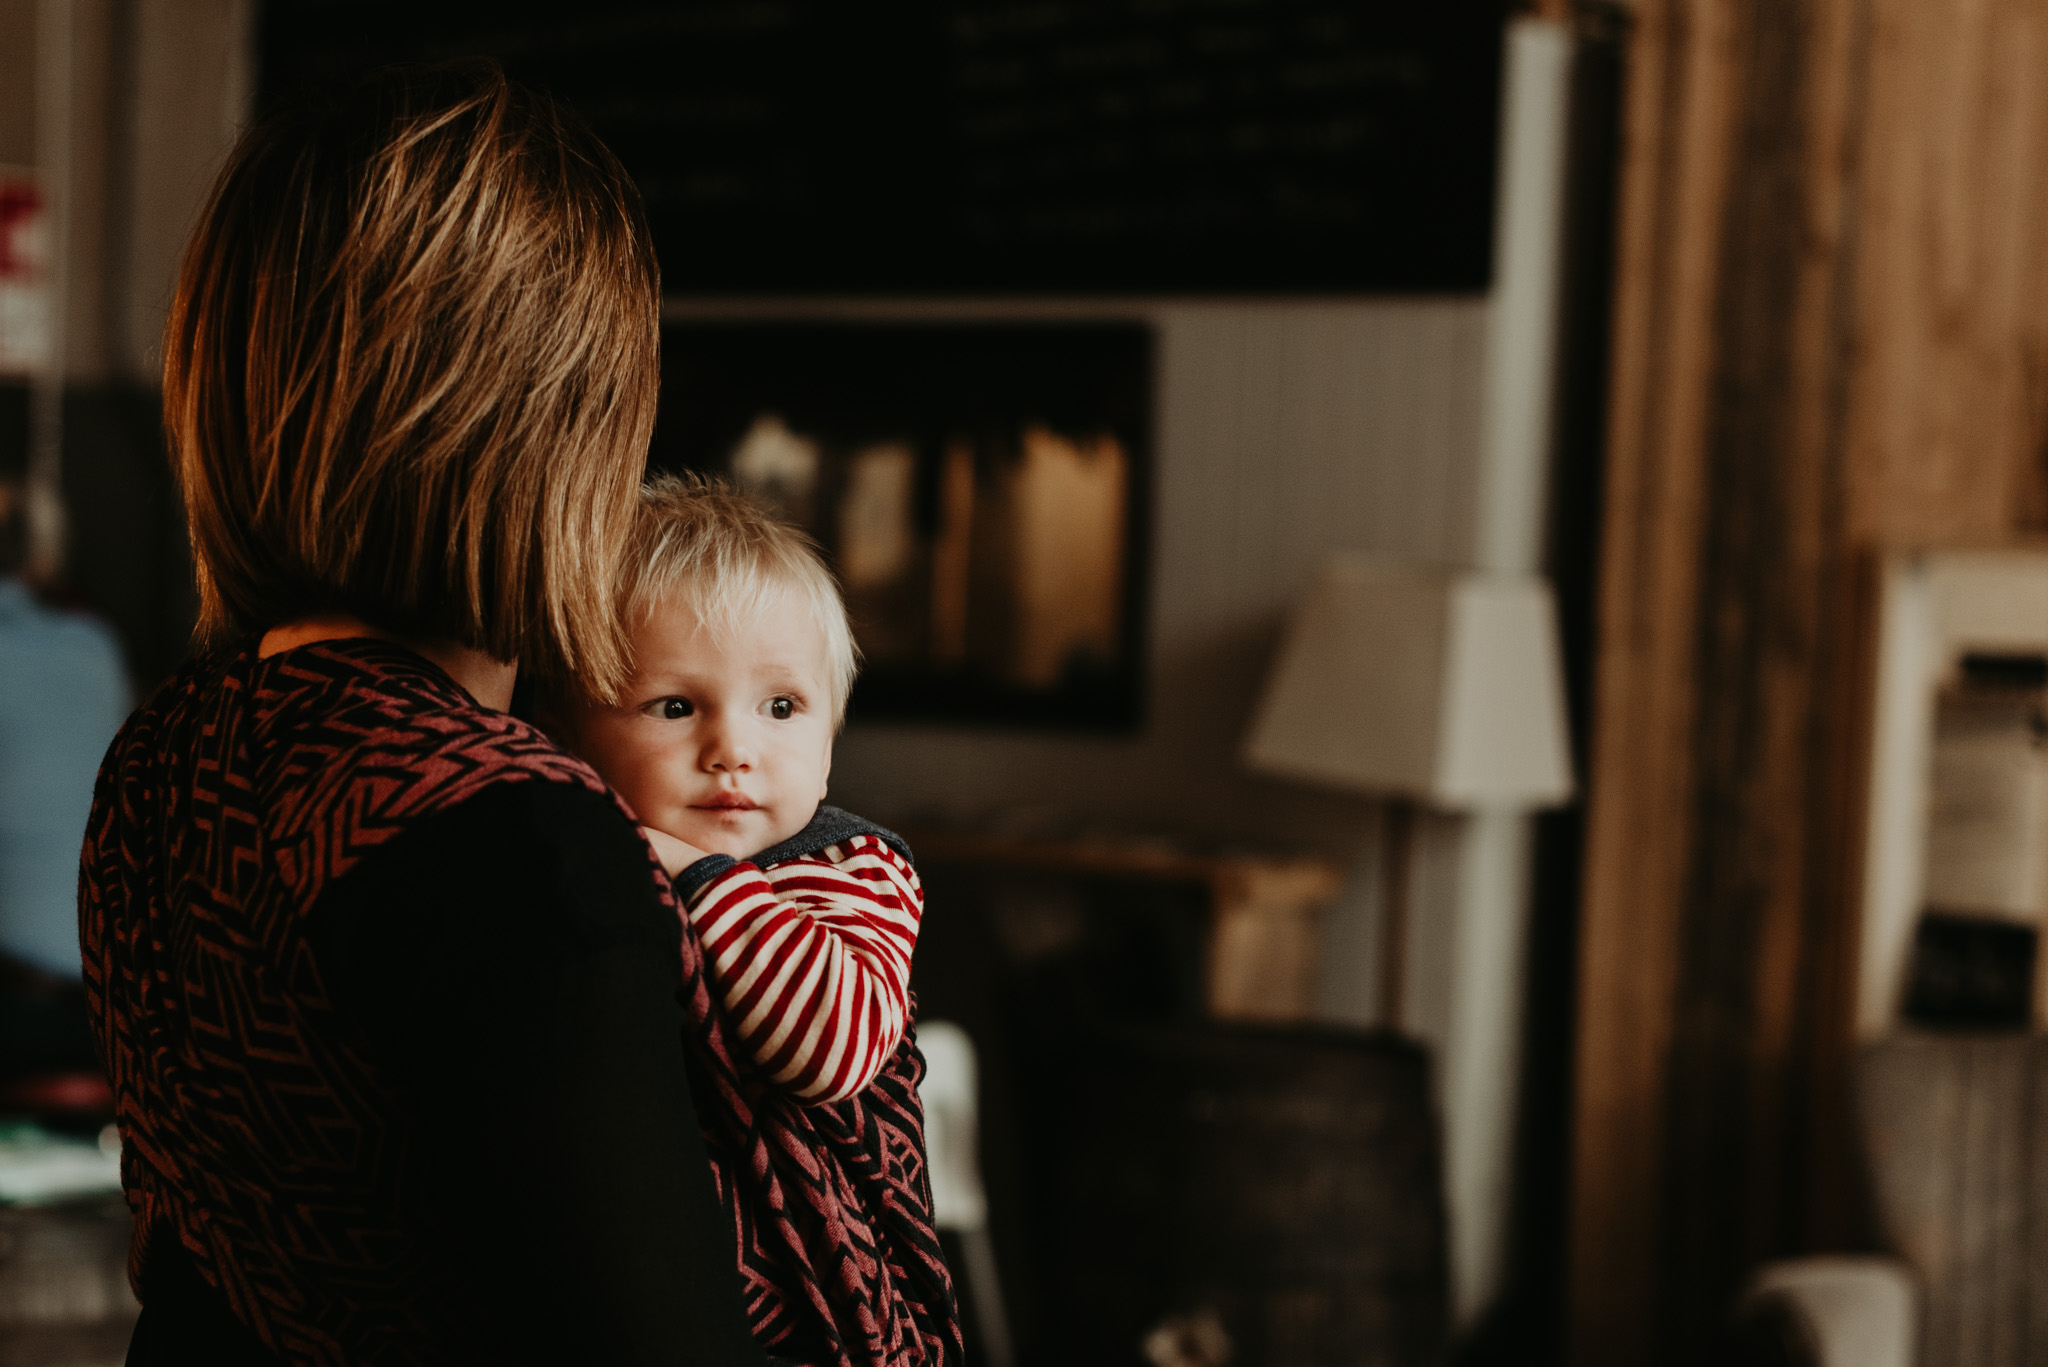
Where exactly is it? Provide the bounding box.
[258,641,621,883]
[104,638,629,914]
[301,646,593,776]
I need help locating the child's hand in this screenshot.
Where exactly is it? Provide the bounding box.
[640,825,713,877]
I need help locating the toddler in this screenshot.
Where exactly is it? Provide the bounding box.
[555,473,920,1103]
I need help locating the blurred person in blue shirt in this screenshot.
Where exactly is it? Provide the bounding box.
[0,474,130,979]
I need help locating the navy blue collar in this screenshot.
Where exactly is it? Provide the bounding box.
[669,804,912,901]
[750,804,913,868]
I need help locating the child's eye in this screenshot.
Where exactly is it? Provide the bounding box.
[657,698,693,720]
[768,697,795,721]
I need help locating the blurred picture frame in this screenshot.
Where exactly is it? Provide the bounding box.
[650,321,1153,731]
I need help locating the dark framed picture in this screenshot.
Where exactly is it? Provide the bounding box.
[650,322,1153,730]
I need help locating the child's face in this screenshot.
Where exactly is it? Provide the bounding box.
[563,594,835,859]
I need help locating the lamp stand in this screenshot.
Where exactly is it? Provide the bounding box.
[1380,798,1416,1032]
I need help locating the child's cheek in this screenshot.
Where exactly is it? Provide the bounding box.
[636,744,685,806]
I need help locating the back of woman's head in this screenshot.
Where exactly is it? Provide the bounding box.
[164,59,657,697]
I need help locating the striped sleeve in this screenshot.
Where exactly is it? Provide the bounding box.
[680,834,923,1104]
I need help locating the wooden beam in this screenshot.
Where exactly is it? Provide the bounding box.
[1572,0,2048,1360]
[1569,2,1735,1358]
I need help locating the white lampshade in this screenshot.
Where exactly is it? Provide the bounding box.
[1243,557,1575,809]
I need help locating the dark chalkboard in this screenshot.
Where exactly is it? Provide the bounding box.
[258,1,1506,294]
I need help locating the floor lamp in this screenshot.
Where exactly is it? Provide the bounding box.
[1241,557,1576,1031]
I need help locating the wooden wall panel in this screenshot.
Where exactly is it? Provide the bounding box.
[1570,0,2048,1360]
[1568,3,1730,1359]
[1848,0,2048,547]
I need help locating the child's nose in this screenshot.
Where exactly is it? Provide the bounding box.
[700,717,754,771]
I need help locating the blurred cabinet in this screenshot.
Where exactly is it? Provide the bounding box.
[1861,551,2048,1037]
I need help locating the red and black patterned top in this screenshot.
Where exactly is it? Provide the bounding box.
[79,639,961,1367]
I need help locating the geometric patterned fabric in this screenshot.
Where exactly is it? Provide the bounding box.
[78,639,961,1367]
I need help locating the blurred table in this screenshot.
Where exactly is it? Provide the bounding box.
[903,829,1345,1022]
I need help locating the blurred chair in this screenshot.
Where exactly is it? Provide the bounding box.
[1733,1257,1915,1367]
[1034,1023,1446,1366]
[919,1019,1015,1367]
[1734,1031,2048,1367]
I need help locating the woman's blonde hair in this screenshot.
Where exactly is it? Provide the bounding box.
[622,473,860,724]
[163,59,658,697]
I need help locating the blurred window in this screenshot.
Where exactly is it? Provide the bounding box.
[0,578,128,978]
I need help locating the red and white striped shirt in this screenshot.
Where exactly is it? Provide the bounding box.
[681,833,922,1104]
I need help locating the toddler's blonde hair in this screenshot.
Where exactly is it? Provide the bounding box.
[622,473,860,724]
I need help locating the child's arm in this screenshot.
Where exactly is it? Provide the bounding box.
[674,834,921,1104]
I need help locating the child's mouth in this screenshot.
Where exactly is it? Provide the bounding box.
[696,794,759,811]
